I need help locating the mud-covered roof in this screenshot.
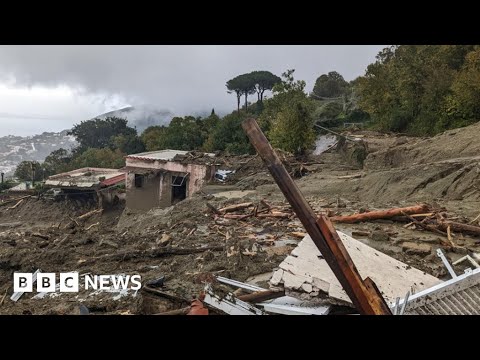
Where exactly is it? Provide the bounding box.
[45,167,125,189]
[126,149,217,165]
[126,150,191,161]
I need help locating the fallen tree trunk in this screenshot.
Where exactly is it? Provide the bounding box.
[329,204,430,224]
[219,202,253,214]
[439,221,480,236]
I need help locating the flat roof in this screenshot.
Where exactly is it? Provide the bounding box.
[126,149,215,161]
[45,167,125,188]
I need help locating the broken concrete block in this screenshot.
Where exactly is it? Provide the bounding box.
[301,283,313,293]
[312,277,330,293]
[270,269,284,286]
[328,283,351,304]
[402,242,431,256]
[282,271,308,290]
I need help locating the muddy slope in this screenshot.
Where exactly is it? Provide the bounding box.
[365,123,480,170]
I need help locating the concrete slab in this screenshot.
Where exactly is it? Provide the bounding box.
[270,231,442,305]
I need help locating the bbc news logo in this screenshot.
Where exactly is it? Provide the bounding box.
[13,273,142,293]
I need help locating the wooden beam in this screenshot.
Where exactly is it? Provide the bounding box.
[329,204,430,224]
[317,215,392,314]
[242,118,391,315]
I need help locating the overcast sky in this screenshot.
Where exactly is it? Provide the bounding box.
[0,45,385,136]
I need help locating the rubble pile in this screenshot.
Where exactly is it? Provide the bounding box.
[2,120,480,315]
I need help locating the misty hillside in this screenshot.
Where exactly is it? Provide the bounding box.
[0,131,77,177]
[0,105,176,177]
[93,105,174,133]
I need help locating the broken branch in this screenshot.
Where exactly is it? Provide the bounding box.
[85,222,100,231]
[257,212,290,219]
[7,199,24,210]
[402,212,448,236]
[78,209,103,220]
[218,202,253,214]
[223,214,253,220]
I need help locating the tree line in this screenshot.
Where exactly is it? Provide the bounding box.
[13,69,319,181]
[356,45,480,135]
[13,46,480,183]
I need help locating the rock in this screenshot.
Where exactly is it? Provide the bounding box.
[156,233,171,247]
[402,242,431,256]
[370,230,390,242]
[301,283,313,293]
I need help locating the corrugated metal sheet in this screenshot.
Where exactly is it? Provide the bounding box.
[395,268,480,315]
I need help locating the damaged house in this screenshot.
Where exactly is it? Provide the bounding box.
[44,167,126,207]
[124,150,217,211]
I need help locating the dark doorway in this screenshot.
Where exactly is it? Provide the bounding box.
[171,175,187,205]
[134,174,144,188]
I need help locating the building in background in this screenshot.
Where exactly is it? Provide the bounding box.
[44,167,126,207]
[124,150,217,211]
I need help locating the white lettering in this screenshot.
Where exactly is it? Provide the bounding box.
[37,273,56,292]
[60,272,79,292]
[84,275,98,290]
[111,275,130,290]
[99,275,111,290]
[130,275,142,290]
[13,273,33,292]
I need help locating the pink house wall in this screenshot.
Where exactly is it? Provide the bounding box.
[125,157,215,208]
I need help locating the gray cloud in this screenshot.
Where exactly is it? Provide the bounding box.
[0,45,385,124]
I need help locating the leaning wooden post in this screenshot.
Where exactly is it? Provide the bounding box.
[242,118,391,315]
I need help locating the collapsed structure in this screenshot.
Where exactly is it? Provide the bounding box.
[124,150,217,211]
[44,167,126,207]
[3,120,480,315]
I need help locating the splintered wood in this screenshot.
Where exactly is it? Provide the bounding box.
[207,199,293,221]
